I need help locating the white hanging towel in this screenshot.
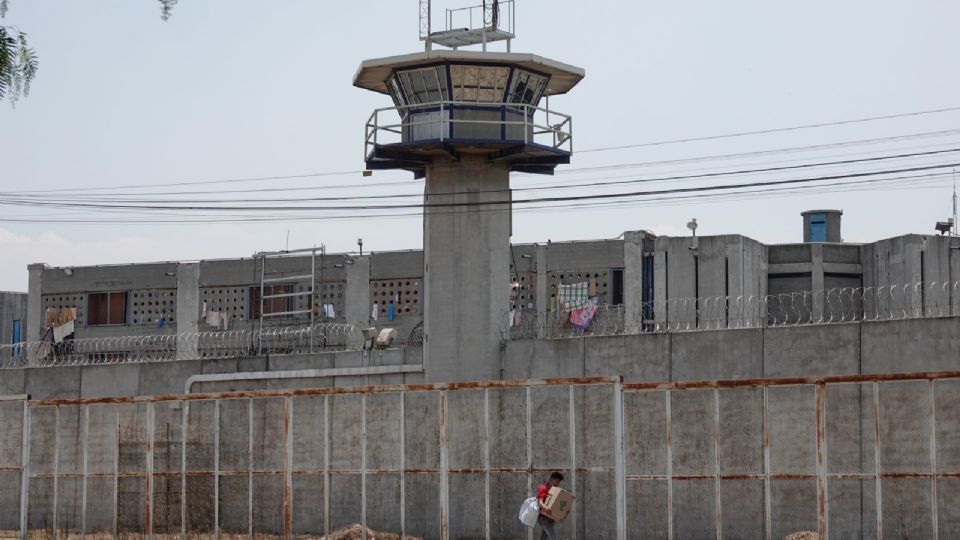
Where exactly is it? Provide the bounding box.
[53,320,75,343]
[205,310,220,327]
[372,303,379,321]
[219,312,232,331]
[325,304,335,318]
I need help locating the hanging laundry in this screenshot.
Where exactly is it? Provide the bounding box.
[387,302,395,321]
[53,319,75,343]
[219,312,232,331]
[43,308,61,329]
[509,308,516,327]
[205,310,221,327]
[372,303,379,321]
[557,281,589,311]
[156,318,165,329]
[569,297,599,332]
[588,277,598,298]
[201,301,208,318]
[513,309,524,327]
[325,304,336,318]
[57,307,77,326]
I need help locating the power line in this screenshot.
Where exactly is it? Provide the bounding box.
[2,171,953,225]
[8,108,960,195]
[4,162,957,212]
[5,147,958,205]
[577,105,960,153]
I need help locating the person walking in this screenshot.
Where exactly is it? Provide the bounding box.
[535,472,564,540]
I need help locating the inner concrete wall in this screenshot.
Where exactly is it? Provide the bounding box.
[0,347,424,399]
[4,317,958,401]
[502,317,959,382]
[0,291,27,350]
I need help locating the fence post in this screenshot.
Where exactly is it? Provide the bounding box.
[213,400,221,540]
[815,385,827,539]
[399,392,406,538]
[52,406,59,540]
[613,380,626,540]
[483,389,491,540]
[713,389,722,540]
[666,390,674,540]
[762,388,771,540]
[361,394,367,540]
[284,396,293,540]
[873,382,883,540]
[323,396,331,539]
[930,381,939,539]
[19,401,30,540]
[525,387,533,540]
[568,385,577,540]
[439,390,449,540]
[81,406,89,537]
[146,403,155,540]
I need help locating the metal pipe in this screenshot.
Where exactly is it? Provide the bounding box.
[184,364,425,394]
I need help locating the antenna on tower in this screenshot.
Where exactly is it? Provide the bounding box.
[953,169,958,236]
[419,0,432,51]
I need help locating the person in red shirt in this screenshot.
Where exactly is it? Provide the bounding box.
[535,472,564,539]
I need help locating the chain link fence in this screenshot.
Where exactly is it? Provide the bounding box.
[0,371,958,538]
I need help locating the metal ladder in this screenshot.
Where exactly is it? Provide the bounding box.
[255,246,325,355]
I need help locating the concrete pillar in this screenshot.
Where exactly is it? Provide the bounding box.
[423,156,511,382]
[811,244,824,322]
[653,252,668,326]
[26,263,46,366]
[951,240,960,316]
[175,262,200,360]
[623,231,644,332]
[345,255,371,328]
[535,244,547,339]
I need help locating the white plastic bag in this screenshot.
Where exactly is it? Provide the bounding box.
[519,496,539,528]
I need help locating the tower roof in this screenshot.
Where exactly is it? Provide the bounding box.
[354,50,585,96]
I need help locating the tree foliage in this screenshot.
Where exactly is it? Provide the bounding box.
[1,0,175,104]
[0,26,37,104]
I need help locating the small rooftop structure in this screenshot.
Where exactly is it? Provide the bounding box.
[419,0,516,51]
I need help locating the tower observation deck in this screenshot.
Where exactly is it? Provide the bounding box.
[354,1,584,381]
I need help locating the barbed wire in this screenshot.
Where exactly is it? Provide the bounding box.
[3,281,956,368]
[0,323,365,369]
[502,281,960,340]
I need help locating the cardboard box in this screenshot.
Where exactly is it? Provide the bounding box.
[542,487,575,521]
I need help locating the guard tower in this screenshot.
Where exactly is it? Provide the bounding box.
[355,0,584,382]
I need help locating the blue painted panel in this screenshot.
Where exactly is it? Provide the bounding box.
[809,213,827,242]
[11,320,21,357]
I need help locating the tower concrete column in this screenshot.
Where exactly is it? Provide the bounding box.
[423,156,511,382]
[345,255,372,328]
[26,263,46,366]
[175,262,200,360]
[623,231,645,330]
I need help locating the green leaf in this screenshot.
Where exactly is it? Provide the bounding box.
[159,0,177,21]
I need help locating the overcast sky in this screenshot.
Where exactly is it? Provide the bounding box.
[1,0,959,291]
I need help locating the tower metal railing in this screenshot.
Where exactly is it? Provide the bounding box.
[364,100,573,161]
